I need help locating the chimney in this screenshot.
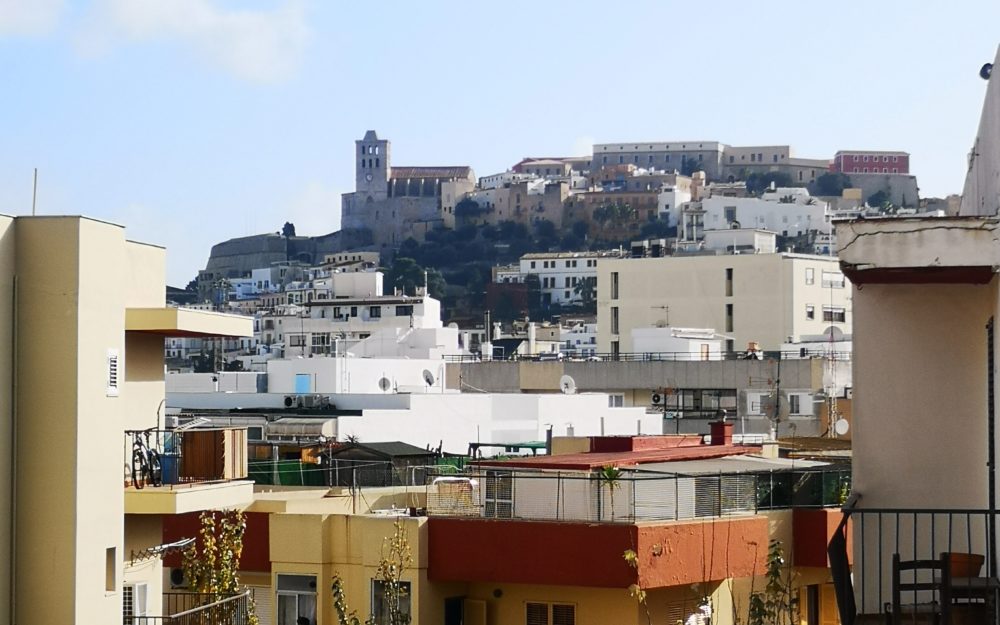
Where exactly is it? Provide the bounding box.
[709,420,734,446]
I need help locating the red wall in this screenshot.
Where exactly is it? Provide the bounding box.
[162,511,271,572]
[793,508,852,569]
[429,516,769,589]
[429,518,637,588]
[834,153,909,174]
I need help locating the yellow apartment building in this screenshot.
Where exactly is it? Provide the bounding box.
[0,214,252,625]
[597,252,852,354]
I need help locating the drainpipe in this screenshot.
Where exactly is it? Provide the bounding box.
[988,318,996,577]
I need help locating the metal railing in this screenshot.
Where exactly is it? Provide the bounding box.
[844,508,998,623]
[424,467,850,524]
[130,591,253,624]
[444,350,852,363]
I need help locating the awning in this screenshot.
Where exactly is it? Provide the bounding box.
[126,307,253,337]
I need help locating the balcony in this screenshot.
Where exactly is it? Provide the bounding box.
[132,591,254,624]
[124,429,253,515]
[830,504,998,624]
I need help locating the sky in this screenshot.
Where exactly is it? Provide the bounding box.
[1,0,999,286]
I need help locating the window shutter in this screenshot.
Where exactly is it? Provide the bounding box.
[552,604,575,625]
[134,583,147,617]
[526,602,549,625]
[106,349,120,397]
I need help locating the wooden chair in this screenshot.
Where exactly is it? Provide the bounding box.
[888,552,952,625]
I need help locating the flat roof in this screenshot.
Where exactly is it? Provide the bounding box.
[474,444,750,471]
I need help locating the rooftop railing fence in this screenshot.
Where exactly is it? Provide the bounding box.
[424,467,850,524]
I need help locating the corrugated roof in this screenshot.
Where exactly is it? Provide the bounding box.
[390,166,472,179]
[475,445,750,471]
[633,455,828,475]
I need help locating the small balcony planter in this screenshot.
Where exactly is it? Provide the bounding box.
[947,552,985,577]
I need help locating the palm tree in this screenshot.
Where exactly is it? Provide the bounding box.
[598,465,623,521]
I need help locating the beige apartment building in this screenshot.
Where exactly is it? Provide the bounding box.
[0,215,251,625]
[597,252,852,354]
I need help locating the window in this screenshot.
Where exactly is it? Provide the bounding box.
[369,306,381,318]
[123,583,148,623]
[806,304,815,320]
[611,307,619,334]
[371,580,411,625]
[106,348,120,397]
[883,155,889,162]
[805,268,815,285]
[289,334,306,347]
[773,154,779,162]
[564,277,571,288]
[611,340,620,360]
[788,393,812,416]
[395,305,415,317]
[106,547,116,591]
[608,394,624,408]
[853,155,858,162]
[863,155,868,162]
[527,602,576,625]
[893,155,898,163]
[725,304,733,332]
[822,271,846,288]
[823,306,846,322]
[893,168,898,174]
[484,470,513,518]
[277,574,317,625]
[530,261,536,269]
[350,306,358,317]
[725,268,733,297]
[610,272,619,299]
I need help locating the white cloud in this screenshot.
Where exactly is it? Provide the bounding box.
[77,0,311,83]
[0,0,64,36]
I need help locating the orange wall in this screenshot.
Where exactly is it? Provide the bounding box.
[635,517,769,588]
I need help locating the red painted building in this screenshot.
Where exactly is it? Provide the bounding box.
[832,150,910,175]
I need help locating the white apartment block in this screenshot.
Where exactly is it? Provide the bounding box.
[685,189,834,253]
[597,252,851,354]
[495,251,626,307]
[560,322,598,358]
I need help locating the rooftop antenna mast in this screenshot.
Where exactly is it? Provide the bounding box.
[31,168,38,216]
[651,305,670,327]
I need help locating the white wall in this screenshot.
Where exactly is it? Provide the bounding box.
[701,196,830,236]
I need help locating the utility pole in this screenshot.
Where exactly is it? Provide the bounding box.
[31,168,38,216]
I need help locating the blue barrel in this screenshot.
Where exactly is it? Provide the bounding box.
[160,453,180,485]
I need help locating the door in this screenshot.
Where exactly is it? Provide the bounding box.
[294,373,312,394]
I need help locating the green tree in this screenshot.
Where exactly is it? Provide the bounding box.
[181,510,260,624]
[571,219,590,240]
[425,267,446,299]
[386,257,427,296]
[533,219,557,239]
[680,156,702,176]
[813,172,852,196]
[282,222,296,237]
[454,197,483,218]
[867,189,891,209]
[573,276,596,308]
[746,171,795,196]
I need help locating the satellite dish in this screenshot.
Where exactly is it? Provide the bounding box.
[559,375,577,395]
[378,377,392,392]
[422,369,435,386]
[834,419,850,436]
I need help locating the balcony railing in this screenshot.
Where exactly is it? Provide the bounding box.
[124,428,247,488]
[129,590,253,624]
[444,350,852,363]
[425,467,850,524]
[831,506,998,624]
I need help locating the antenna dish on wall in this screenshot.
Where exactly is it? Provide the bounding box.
[378,377,392,392]
[834,419,850,436]
[559,375,577,395]
[422,369,436,386]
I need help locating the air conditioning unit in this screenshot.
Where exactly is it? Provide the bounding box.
[169,568,188,589]
[164,415,180,429]
[283,395,301,408]
[302,394,330,409]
